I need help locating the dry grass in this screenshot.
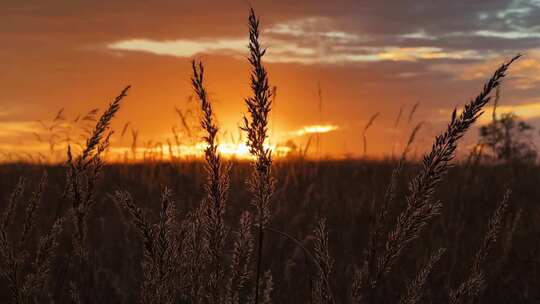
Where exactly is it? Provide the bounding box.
[399,247,446,304]
[362,112,380,157]
[192,59,231,303]
[0,174,64,303]
[449,189,512,304]
[242,8,276,304]
[353,54,520,303]
[312,218,335,304]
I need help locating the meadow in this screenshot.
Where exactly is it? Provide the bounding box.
[1,9,538,304]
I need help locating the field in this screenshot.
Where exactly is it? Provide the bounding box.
[2,7,539,304]
[0,159,539,303]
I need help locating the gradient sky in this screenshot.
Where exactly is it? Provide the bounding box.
[2,0,540,160]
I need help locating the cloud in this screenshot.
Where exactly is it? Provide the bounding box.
[108,10,526,65]
[0,121,40,137]
[291,124,339,136]
[108,36,485,64]
[485,100,540,122]
[400,30,437,40]
[0,142,50,152]
[473,30,540,39]
[14,1,540,65]
[430,51,540,89]
[435,98,540,125]
[0,106,21,120]
[264,17,363,43]
[109,38,247,57]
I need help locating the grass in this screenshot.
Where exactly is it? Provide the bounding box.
[0,8,533,304]
[1,158,538,303]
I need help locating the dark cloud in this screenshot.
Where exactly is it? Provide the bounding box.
[2,0,539,56]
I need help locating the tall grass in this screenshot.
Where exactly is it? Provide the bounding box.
[0,175,64,303]
[353,54,520,303]
[192,60,231,303]
[362,112,380,157]
[449,189,512,304]
[242,8,276,304]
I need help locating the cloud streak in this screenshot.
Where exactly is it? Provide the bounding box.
[108,37,486,65]
[0,121,40,138]
[291,124,339,136]
[484,101,540,122]
[109,38,247,58]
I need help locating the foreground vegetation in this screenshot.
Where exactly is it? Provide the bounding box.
[1,159,538,303]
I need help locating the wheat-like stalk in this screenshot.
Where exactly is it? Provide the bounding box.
[399,247,446,304]
[449,273,485,304]
[262,225,336,303]
[248,270,274,304]
[242,8,276,304]
[354,55,520,303]
[69,281,82,304]
[497,208,522,270]
[261,270,274,304]
[0,179,28,303]
[391,106,404,156]
[312,218,335,304]
[181,204,210,303]
[354,123,422,300]
[114,188,179,304]
[22,217,64,302]
[473,189,511,274]
[78,86,130,165]
[67,85,130,260]
[19,172,47,251]
[226,211,255,304]
[48,86,131,301]
[408,101,420,124]
[362,112,380,157]
[449,189,511,304]
[192,60,231,303]
[243,8,274,229]
[1,175,64,304]
[1,177,25,234]
[62,86,130,303]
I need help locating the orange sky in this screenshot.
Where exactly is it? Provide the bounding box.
[2,1,540,161]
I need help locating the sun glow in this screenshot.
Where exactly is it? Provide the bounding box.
[292,124,339,136]
[109,141,293,161]
[0,121,338,163]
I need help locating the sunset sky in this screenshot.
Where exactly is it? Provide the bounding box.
[2,0,540,160]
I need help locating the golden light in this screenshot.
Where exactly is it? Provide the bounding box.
[481,102,540,123]
[109,141,293,161]
[377,47,481,61]
[292,124,339,136]
[217,142,251,157]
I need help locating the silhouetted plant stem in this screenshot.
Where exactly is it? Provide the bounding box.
[242,8,275,304]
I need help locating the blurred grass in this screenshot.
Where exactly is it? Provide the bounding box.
[1,159,538,303]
